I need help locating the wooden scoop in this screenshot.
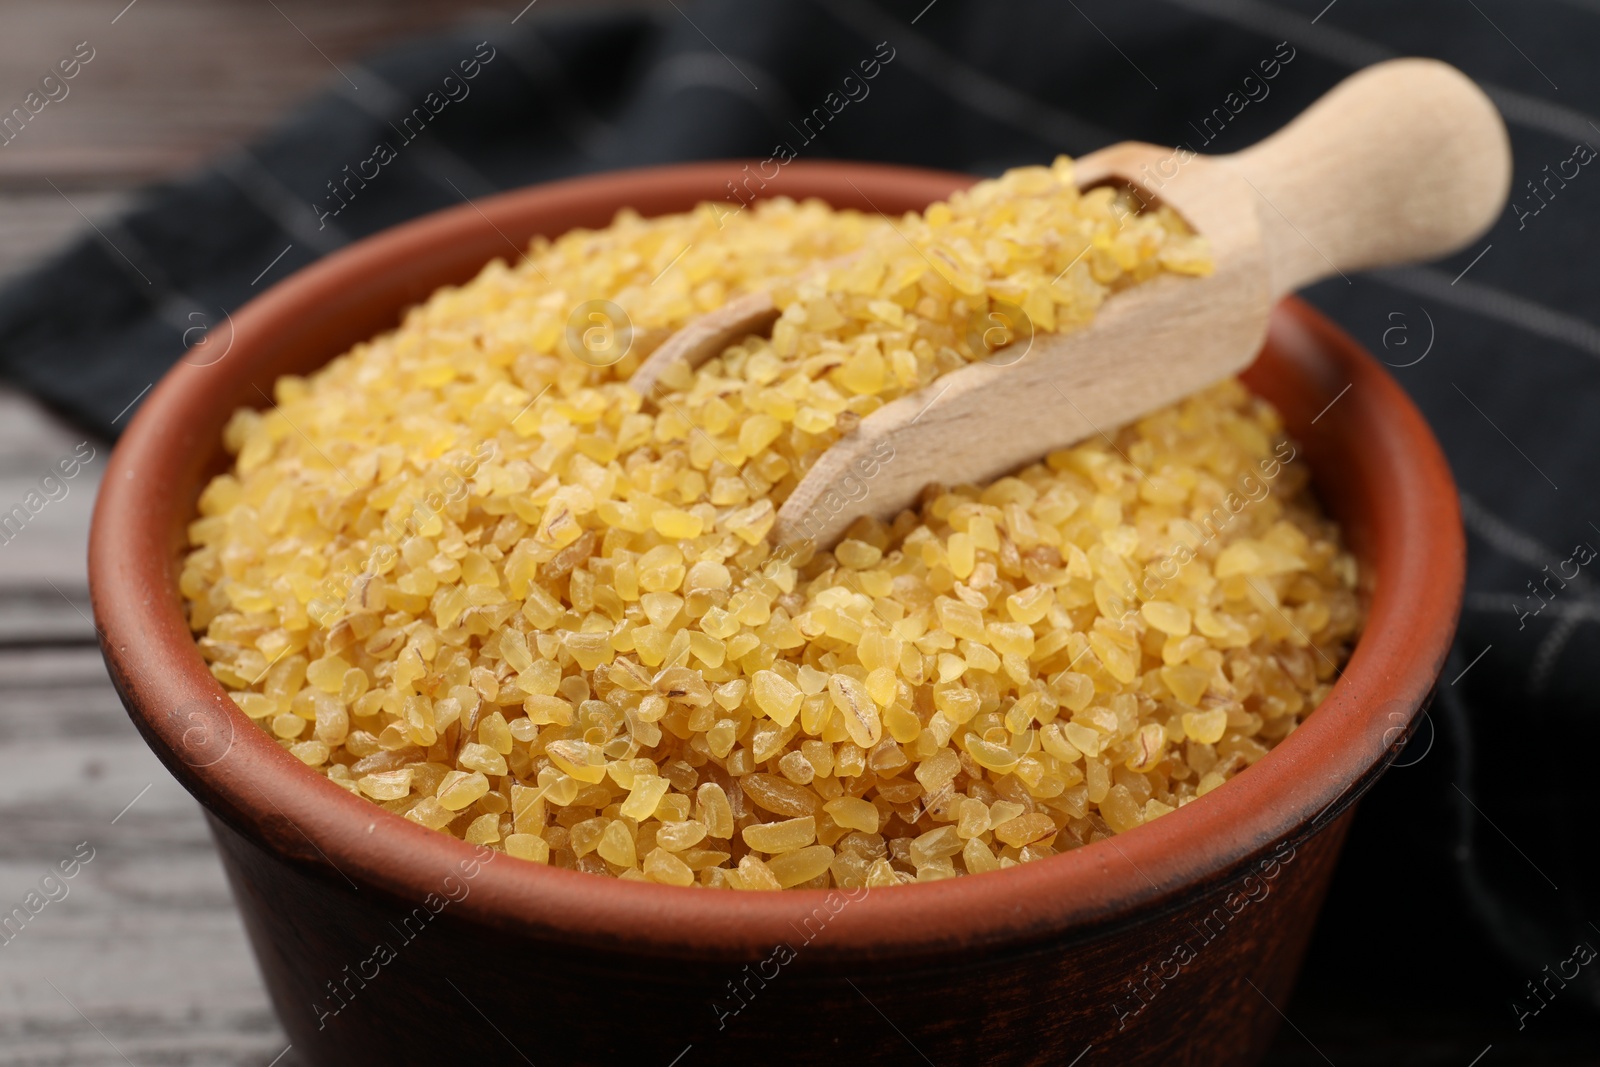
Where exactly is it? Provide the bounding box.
[630,58,1510,550]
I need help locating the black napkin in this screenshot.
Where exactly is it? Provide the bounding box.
[5,0,1596,1059]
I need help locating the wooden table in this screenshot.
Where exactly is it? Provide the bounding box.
[15,6,1551,1064]
[0,4,587,1063]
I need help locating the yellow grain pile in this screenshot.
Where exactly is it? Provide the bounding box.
[182,158,1360,889]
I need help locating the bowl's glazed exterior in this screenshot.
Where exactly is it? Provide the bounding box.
[88,161,1462,1066]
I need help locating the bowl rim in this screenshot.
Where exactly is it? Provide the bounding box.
[89,159,1463,963]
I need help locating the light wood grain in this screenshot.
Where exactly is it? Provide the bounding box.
[0,389,103,608]
[0,648,297,1067]
[628,289,780,399]
[629,254,860,398]
[0,1,506,183]
[1222,57,1512,299]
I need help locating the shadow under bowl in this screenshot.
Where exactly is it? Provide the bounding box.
[88,160,1463,1067]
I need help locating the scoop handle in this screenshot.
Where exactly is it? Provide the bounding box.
[1221,57,1511,297]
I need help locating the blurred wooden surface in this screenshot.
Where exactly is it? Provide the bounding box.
[0,388,296,1067]
[0,3,543,1064]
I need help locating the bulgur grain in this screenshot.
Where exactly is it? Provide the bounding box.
[183,158,1361,888]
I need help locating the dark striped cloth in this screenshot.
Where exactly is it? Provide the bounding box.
[3,0,1595,1059]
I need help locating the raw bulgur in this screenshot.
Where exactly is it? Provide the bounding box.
[181,158,1361,889]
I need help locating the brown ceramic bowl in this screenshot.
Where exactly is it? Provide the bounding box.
[89,161,1462,1066]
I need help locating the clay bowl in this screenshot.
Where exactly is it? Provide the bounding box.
[89,161,1462,1066]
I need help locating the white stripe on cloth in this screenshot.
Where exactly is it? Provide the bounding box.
[340,67,501,200]
[216,149,350,252]
[1465,592,1600,619]
[644,51,801,130]
[1374,266,1600,362]
[1159,0,1600,144]
[1459,493,1600,692]
[806,0,1116,152]
[61,207,214,337]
